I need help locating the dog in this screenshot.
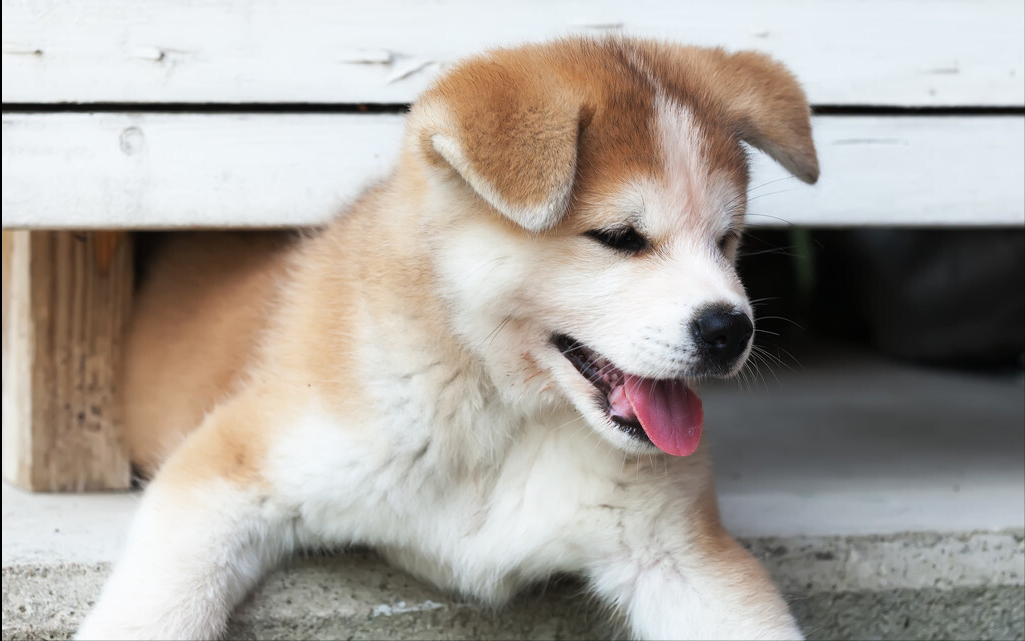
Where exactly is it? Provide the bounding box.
[77,36,818,640]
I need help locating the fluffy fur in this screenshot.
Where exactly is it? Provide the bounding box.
[78,37,818,640]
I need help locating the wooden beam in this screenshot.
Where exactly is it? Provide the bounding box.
[2,230,132,492]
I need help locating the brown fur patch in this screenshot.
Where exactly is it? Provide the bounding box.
[411,37,815,238]
[155,389,278,488]
[413,39,664,230]
[626,39,819,184]
[123,231,293,478]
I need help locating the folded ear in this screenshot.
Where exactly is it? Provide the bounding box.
[632,42,819,184]
[411,59,582,232]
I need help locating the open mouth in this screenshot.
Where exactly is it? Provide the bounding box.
[553,334,704,457]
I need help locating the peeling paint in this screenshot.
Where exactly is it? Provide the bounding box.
[118,127,145,155]
[129,47,195,63]
[2,43,43,56]
[336,49,394,64]
[386,57,434,84]
[131,47,166,62]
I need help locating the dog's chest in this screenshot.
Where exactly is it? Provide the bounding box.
[266,374,614,591]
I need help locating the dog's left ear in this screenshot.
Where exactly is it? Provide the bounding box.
[411,58,582,233]
[633,42,820,184]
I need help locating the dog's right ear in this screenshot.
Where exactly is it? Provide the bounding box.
[410,58,582,233]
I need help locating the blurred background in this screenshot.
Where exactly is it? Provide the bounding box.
[742,226,1024,370]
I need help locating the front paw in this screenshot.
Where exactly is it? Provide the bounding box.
[76,612,147,641]
[76,602,225,641]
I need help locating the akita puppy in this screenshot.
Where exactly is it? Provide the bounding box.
[78,36,818,640]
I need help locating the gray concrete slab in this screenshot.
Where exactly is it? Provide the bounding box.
[704,343,1025,537]
[1,485,135,568]
[3,533,1023,640]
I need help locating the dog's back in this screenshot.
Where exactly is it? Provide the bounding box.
[123,231,293,477]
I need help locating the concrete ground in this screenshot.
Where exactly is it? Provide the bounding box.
[3,343,1024,640]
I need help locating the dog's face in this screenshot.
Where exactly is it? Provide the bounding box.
[409,37,818,456]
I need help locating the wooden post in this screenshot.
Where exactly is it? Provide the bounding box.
[2,230,132,491]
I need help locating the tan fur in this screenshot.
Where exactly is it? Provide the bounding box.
[92,36,819,641]
[123,231,293,477]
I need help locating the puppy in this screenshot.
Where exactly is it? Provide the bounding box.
[78,36,818,640]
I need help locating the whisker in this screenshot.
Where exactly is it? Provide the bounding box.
[739,247,801,258]
[747,175,800,194]
[552,414,587,433]
[749,349,780,388]
[757,315,806,331]
[744,356,765,391]
[723,176,799,213]
[481,316,513,349]
[743,213,795,226]
[746,187,799,204]
[772,344,805,373]
[753,344,800,375]
[559,344,594,357]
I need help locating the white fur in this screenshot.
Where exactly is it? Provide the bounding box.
[77,481,295,640]
[81,403,800,639]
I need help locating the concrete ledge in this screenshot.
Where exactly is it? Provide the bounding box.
[4,531,1022,640]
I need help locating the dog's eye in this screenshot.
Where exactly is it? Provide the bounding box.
[585,227,649,253]
[717,231,740,254]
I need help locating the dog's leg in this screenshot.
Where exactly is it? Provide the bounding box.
[76,400,292,640]
[586,485,802,640]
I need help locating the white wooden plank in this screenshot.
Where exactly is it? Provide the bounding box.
[3,0,1023,107]
[1,113,404,229]
[2,113,1023,229]
[746,116,1025,228]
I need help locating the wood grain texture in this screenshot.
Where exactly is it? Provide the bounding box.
[2,114,1023,229]
[1,230,132,492]
[2,0,1023,107]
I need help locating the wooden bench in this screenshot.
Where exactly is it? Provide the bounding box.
[3,0,1023,491]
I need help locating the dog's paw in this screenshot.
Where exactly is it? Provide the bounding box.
[75,607,222,641]
[75,616,141,641]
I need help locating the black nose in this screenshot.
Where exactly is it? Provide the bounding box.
[692,306,753,370]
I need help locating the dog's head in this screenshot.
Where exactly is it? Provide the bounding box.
[406,37,818,456]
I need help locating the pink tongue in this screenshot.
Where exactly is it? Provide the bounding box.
[623,375,703,456]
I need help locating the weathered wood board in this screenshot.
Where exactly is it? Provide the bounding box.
[3,114,1023,229]
[3,0,1023,107]
[2,230,132,492]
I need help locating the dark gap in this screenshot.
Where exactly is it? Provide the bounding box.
[812,105,1023,116]
[1,102,411,114]
[738,226,1025,372]
[2,102,1021,116]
